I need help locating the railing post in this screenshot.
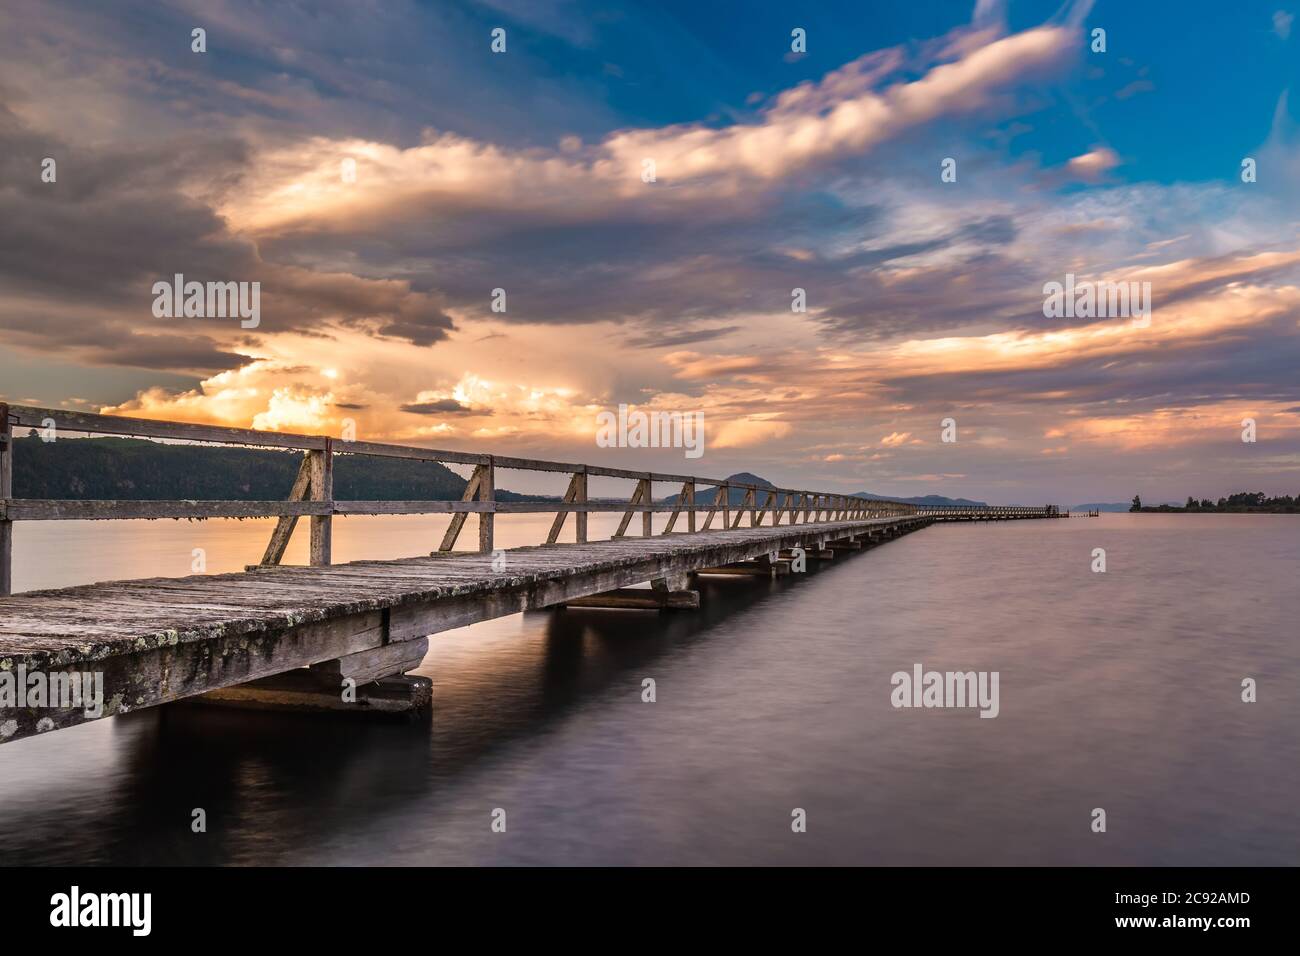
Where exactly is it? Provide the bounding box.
[308,438,333,566]
[575,469,588,544]
[686,480,695,533]
[0,403,12,596]
[479,455,495,553]
[642,477,653,537]
[722,483,730,530]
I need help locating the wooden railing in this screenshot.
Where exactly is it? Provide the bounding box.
[0,403,926,595]
[915,504,1060,517]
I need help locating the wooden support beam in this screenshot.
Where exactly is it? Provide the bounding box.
[438,463,484,552]
[686,480,696,533]
[663,480,693,534]
[195,672,431,716]
[308,441,333,566]
[260,453,313,566]
[731,487,753,529]
[546,472,581,544]
[614,478,650,538]
[0,403,11,597]
[559,588,699,610]
[702,483,724,531]
[776,547,832,561]
[695,559,787,577]
[757,552,792,574]
[308,636,429,685]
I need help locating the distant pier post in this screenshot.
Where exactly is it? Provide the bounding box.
[0,403,11,596]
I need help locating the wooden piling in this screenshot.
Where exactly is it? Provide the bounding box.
[0,403,11,596]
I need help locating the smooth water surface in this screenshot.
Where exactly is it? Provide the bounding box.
[0,513,1295,865]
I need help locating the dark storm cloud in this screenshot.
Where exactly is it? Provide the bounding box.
[399,399,478,415]
[0,106,456,366]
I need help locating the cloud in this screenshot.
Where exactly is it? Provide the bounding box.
[1274,10,1294,40]
[220,18,1082,236]
[400,398,479,415]
[1066,146,1121,180]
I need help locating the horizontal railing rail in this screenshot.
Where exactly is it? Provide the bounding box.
[915,504,1059,516]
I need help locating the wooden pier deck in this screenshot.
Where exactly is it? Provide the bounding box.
[0,517,916,742]
[0,403,1063,746]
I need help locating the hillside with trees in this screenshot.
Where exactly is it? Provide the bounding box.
[9,435,541,501]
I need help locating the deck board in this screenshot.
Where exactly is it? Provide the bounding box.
[0,518,897,667]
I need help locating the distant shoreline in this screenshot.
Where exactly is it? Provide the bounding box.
[1130,506,1299,514]
[1128,493,1298,514]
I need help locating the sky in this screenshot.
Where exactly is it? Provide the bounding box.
[1,0,1298,504]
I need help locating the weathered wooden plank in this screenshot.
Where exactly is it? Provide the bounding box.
[336,440,486,466]
[0,610,389,742]
[7,404,327,450]
[4,499,330,520]
[0,517,904,667]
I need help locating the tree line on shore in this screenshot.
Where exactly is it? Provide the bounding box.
[10,434,535,501]
[1130,492,1299,513]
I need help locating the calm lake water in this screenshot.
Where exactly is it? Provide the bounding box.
[0,513,1296,865]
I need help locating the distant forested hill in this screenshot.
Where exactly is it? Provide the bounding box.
[9,435,537,501]
[659,472,776,506]
[657,472,990,508]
